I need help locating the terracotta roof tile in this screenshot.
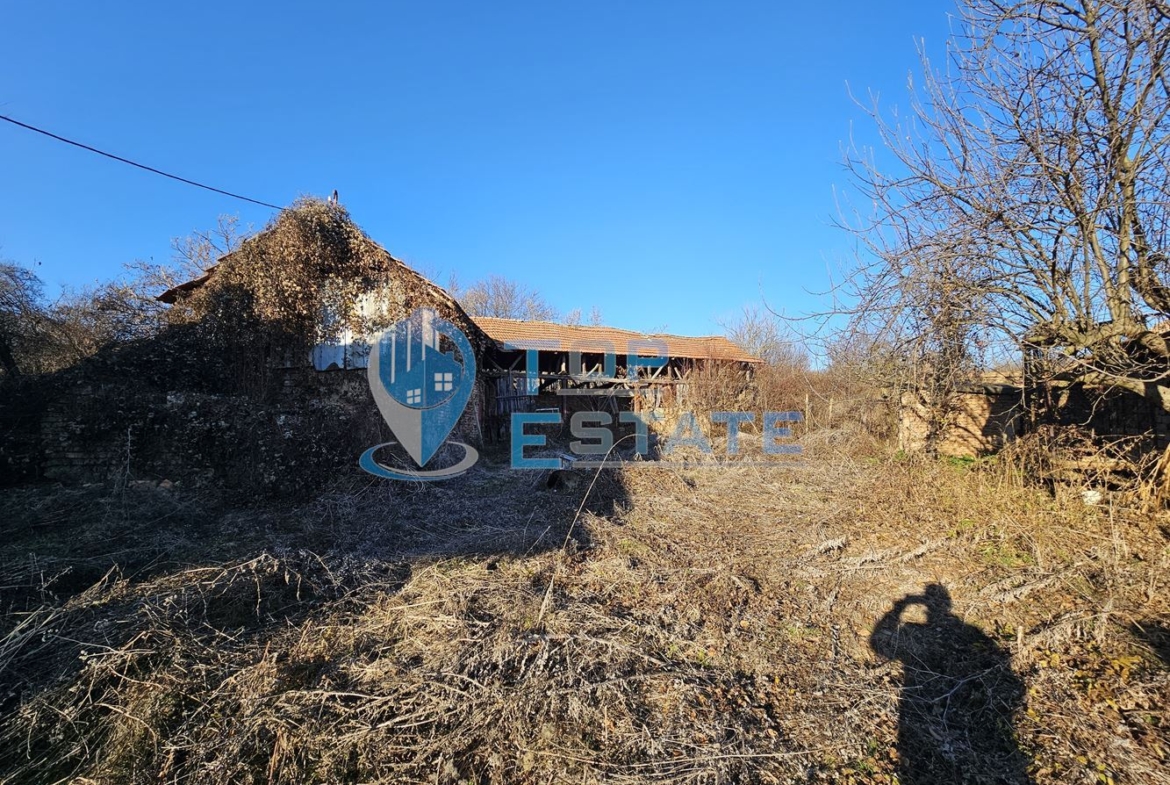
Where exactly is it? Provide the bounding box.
[472,317,760,363]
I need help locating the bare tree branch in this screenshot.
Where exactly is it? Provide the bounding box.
[840,0,1170,414]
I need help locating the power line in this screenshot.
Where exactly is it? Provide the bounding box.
[0,113,283,210]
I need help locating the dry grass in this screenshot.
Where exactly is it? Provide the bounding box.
[0,442,1167,784]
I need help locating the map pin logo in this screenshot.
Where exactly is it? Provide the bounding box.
[361,308,478,479]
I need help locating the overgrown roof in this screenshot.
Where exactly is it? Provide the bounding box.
[156,198,488,353]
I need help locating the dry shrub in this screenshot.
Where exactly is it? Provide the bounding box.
[750,361,811,416]
[4,443,1167,784]
[997,425,1166,508]
[671,359,809,432]
[676,361,754,418]
[673,356,894,464]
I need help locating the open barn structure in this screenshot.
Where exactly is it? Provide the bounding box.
[471,317,760,441]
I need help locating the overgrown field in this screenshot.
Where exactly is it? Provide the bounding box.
[1,444,1167,784]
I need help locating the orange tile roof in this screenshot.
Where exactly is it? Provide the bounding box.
[472,317,760,363]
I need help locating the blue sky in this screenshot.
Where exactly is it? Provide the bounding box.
[0,1,954,337]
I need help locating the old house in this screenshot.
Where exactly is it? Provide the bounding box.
[13,202,763,491]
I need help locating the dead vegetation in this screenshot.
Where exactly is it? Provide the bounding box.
[1,439,1166,784]
[0,198,1166,783]
[0,198,1165,783]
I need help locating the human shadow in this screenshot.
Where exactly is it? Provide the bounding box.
[1129,619,1170,667]
[870,584,1033,784]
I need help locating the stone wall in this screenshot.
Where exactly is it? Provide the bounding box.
[899,382,1170,457]
[23,363,485,497]
[898,389,1023,457]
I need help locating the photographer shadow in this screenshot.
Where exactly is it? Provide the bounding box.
[870,584,1033,784]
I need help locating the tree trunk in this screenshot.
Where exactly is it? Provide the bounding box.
[0,329,19,377]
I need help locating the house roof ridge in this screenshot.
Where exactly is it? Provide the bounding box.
[472,316,728,341]
[470,316,760,363]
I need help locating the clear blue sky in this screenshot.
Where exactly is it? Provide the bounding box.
[1,1,954,337]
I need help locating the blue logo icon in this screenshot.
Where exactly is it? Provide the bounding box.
[359,308,479,480]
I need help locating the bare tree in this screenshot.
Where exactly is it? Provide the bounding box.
[563,305,603,327]
[169,214,247,283]
[0,260,46,377]
[719,304,812,423]
[453,274,557,321]
[722,305,807,368]
[843,0,1170,409]
[2,217,250,378]
[125,214,248,331]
